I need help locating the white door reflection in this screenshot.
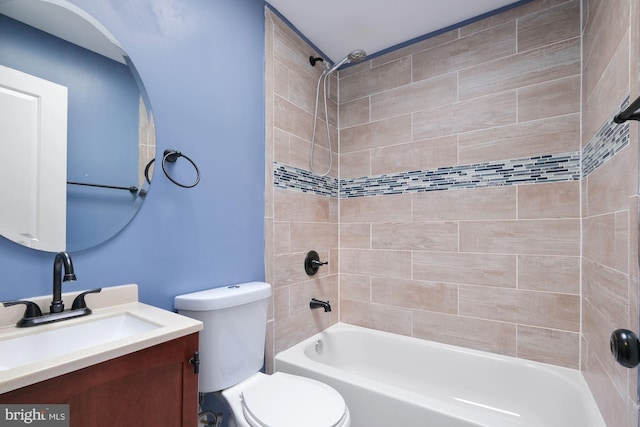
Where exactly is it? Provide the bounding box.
[0,65,67,251]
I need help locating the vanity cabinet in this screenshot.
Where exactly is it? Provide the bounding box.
[0,333,199,427]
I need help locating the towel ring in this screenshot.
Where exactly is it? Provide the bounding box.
[161,149,200,188]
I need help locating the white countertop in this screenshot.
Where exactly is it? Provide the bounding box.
[0,284,203,394]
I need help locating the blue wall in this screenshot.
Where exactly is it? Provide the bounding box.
[0,0,266,310]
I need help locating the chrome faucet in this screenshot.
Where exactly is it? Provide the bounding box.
[50,251,77,313]
[310,298,331,312]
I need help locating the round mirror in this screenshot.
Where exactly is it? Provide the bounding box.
[0,0,155,252]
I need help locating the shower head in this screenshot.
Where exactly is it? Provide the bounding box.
[327,49,367,73]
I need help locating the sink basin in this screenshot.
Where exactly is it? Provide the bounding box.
[0,314,160,371]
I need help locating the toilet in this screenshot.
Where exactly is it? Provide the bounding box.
[174,282,350,427]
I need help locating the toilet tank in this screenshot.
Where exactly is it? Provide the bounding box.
[174,282,271,393]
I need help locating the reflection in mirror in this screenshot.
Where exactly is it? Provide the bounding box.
[0,0,155,252]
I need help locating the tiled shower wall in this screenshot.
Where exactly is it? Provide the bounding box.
[337,0,583,368]
[266,0,640,424]
[264,9,341,372]
[581,0,639,425]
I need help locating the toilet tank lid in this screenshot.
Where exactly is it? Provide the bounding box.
[174,282,272,311]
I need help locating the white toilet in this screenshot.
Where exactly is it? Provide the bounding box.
[174,282,350,427]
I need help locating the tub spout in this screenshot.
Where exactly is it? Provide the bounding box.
[310,298,331,312]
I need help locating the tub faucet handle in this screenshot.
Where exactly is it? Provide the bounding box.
[305,250,328,276]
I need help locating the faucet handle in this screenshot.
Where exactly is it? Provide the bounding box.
[3,300,43,319]
[71,288,102,310]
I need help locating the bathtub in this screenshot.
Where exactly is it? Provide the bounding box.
[274,323,605,427]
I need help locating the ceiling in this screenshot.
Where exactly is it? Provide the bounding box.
[267,0,527,64]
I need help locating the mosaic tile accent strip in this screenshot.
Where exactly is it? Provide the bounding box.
[274,163,338,197]
[582,96,630,177]
[340,153,580,198]
[274,152,580,199]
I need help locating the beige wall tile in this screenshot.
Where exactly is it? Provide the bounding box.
[518,76,581,122]
[583,258,629,329]
[273,285,290,320]
[341,193,412,223]
[583,344,628,427]
[289,222,337,253]
[273,59,288,99]
[340,223,371,249]
[458,114,580,164]
[265,321,274,374]
[340,57,412,103]
[518,255,580,294]
[615,210,630,274]
[340,299,412,336]
[340,274,371,302]
[413,186,517,221]
[413,310,517,356]
[274,189,331,222]
[340,97,370,129]
[371,278,458,314]
[459,37,580,100]
[517,181,580,219]
[630,196,640,330]
[273,221,290,255]
[459,286,580,331]
[582,0,629,104]
[583,299,628,402]
[517,325,579,368]
[287,66,319,115]
[413,91,517,140]
[288,134,314,171]
[340,150,370,179]
[460,219,580,256]
[371,73,457,122]
[413,252,517,287]
[412,22,516,82]
[586,145,633,217]
[274,95,313,141]
[583,213,627,272]
[583,31,629,144]
[341,114,412,153]
[372,221,458,251]
[273,128,290,164]
[340,248,412,279]
[517,0,580,52]
[371,136,458,175]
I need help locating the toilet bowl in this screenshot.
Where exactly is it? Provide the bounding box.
[174,282,350,427]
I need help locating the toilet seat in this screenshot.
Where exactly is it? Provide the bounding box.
[239,372,348,427]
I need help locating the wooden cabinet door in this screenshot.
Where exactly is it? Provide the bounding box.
[0,333,199,427]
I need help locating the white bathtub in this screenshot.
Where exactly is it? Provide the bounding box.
[274,323,605,427]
